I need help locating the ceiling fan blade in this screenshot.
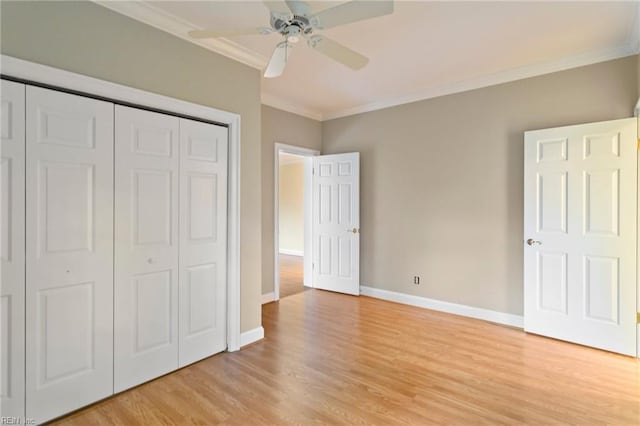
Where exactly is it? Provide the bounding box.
[285,0,311,16]
[188,27,268,39]
[310,0,394,29]
[264,42,291,78]
[307,35,368,70]
[263,1,290,14]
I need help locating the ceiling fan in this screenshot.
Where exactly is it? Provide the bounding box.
[188,0,394,78]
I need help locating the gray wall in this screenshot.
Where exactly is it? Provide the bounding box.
[0,1,263,332]
[322,56,638,315]
[261,105,322,295]
[279,161,305,254]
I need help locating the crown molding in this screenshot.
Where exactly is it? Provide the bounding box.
[93,1,267,70]
[261,93,323,121]
[322,42,640,121]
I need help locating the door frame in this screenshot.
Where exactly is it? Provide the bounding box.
[636,107,640,358]
[0,54,243,352]
[274,143,319,301]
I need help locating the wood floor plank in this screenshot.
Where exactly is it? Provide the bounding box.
[52,289,640,425]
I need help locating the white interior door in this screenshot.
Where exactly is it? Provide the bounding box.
[524,118,637,356]
[114,106,179,392]
[1,80,25,418]
[25,86,114,423]
[312,153,360,295]
[178,119,228,367]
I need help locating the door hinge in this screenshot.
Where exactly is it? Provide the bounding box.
[637,138,640,150]
[312,168,315,175]
[637,312,640,324]
[312,262,315,270]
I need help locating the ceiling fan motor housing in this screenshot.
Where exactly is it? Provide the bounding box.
[271,13,314,37]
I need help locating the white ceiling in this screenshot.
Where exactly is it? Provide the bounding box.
[97,1,640,121]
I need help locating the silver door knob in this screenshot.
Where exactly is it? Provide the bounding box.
[526,238,542,246]
[347,228,359,233]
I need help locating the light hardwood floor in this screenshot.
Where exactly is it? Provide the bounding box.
[278,254,306,299]
[54,290,640,425]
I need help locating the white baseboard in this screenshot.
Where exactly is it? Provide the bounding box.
[360,286,524,328]
[261,292,275,304]
[279,249,304,256]
[240,326,264,348]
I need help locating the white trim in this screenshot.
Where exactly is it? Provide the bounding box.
[637,115,639,358]
[262,93,323,121]
[360,286,524,329]
[279,249,304,256]
[302,155,314,289]
[93,1,266,70]
[324,47,639,121]
[240,326,265,348]
[0,54,243,352]
[274,143,319,301]
[261,292,275,305]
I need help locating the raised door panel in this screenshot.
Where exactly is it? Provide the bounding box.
[188,173,217,241]
[37,282,95,385]
[178,119,227,367]
[133,271,173,352]
[536,252,568,314]
[1,80,25,418]
[318,235,332,276]
[583,256,619,324]
[583,169,619,236]
[536,171,567,234]
[25,86,114,424]
[134,170,172,246]
[186,264,217,336]
[38,162,94,254]
[114,106,179,392]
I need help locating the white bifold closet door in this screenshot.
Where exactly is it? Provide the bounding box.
[178,119,227,367]
[1,80,26,418]
[114,107,228,390]
[25,86,114,423]
[114,106,180,392]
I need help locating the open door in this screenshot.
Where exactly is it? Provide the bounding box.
[524,118,637,356]
[312,153,360,295]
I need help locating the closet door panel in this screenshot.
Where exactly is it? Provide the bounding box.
[114,106,179,392]
[1,80,25,418]
[179,119,228,367]
[25,86,114,424]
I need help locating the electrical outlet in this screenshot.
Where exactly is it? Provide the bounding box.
[413,276,420,285]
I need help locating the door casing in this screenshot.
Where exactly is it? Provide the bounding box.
[273,143,319,301]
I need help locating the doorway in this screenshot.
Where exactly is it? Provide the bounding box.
[274,143,319,300]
